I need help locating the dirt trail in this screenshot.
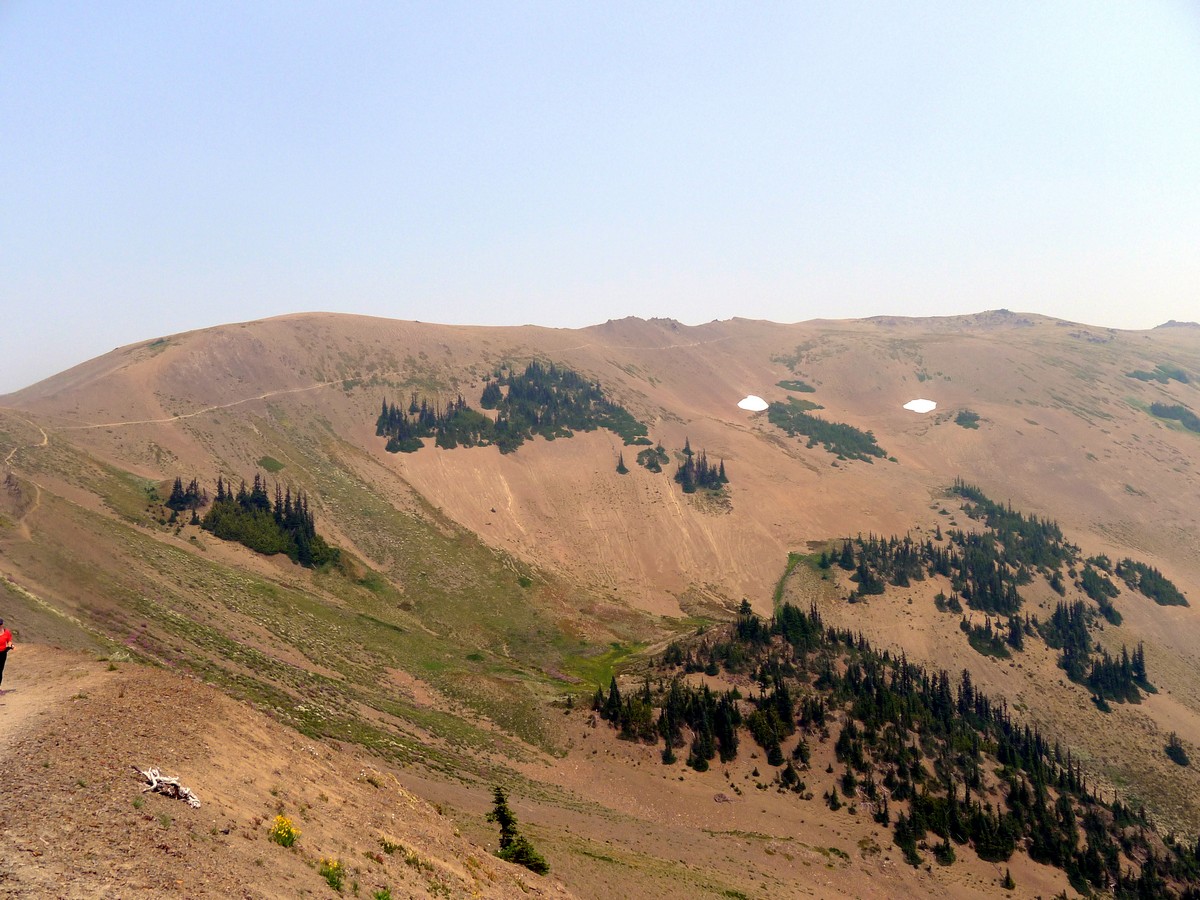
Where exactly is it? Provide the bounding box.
[0,645,101,756]
[2,415,48,539]
[2,414,48,466]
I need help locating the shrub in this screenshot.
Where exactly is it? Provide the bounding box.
[1166,732,1190,767]
[318,858,345,891]
[497,834,549,875]
[268,814,300,848]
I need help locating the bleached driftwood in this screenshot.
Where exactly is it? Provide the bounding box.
[131,765,201,808]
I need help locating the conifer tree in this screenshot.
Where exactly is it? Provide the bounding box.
[603,676,622,722]
[486,786,549,875]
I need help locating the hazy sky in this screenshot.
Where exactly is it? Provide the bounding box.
[3,2,1199,393]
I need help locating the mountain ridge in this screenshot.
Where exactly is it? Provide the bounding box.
[3,309,1200,897]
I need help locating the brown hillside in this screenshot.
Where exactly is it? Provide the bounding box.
[2,310,1200,895]
[0,645,574,899]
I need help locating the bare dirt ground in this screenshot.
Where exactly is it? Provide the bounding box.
[0,644,574,899]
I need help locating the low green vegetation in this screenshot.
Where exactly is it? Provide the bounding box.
[257,455,285,473]
[767,399,887,462]
[776,379,816,393]
[1127,364,1190,384]
[782,397,822,411]
[954,410,980,429]
[636,443,669,472]
[14,427,616,772]
[377,360,650,453]
[565,641,642,688]
[318,857,345,891]
[269,814,300,847]
[1149,402,1200,435]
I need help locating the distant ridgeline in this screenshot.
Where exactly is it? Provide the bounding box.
[201,474,338,568]
[818,479,1186,707]
[376,360,650,454]
[596,601,1200,896]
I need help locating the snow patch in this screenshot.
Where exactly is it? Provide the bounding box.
[738,395,769,412]
[903,399,937,414]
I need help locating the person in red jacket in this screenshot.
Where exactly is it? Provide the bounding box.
[0,618,12,691]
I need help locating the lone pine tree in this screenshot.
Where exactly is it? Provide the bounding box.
[486,786,549,875]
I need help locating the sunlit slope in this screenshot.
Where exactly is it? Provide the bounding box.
[5,311,1199,620]
[4,310,1200,892]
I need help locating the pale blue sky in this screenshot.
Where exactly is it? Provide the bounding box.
[3,2,1199,393]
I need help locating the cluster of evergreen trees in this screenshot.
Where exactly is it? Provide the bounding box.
[594,674,742,769]
[821,482,1167,704]
[166,477,206,513]
[952,478,1076,571]
[673,438,727,493]
[202,474,337,567]
[377,361,651,455]
[163,477,208,524]
[1116,558,1190,607]
[826,528,1031,615]
[483,360,649,452]
[766,398,887,462]
[376,394,495,452]
[486,786,549,875]
[1080,559,1122,623]
[958,615,1015,658]
[595,601,1200,896]
[1040,600,1150,703]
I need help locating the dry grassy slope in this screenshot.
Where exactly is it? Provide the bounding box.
[0,645,1072,900]
[3,310,1200,890]
[0,644,575,899]
[9,311,1198,619]
[5,310,1200,711]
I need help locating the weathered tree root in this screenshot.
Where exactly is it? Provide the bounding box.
[131,765,201,808]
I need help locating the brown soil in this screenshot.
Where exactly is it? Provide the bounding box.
[0,644,574,899]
